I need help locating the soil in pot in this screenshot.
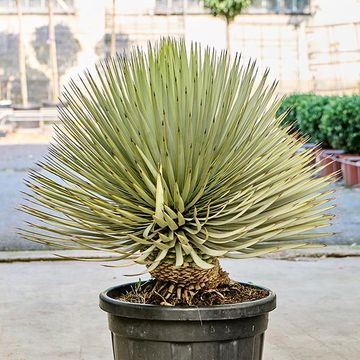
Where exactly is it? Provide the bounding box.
[117,279,269,306]
[120,260,269,306]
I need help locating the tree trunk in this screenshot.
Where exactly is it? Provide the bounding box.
[48,0,59,103]
[110,0,117,57]
[149,258,230,302]
[225,17,231,55]
[16,0,28,106]
[150,258,227,288]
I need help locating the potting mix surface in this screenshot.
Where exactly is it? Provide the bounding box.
[116,280,269,306]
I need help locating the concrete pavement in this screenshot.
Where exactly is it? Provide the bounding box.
[0,144,49,250]
[0,255,359,360]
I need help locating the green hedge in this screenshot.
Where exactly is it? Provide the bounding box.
[320,95,360,153]
[297,95,334,147]
[276,94,311,131]
[277,94,360,153]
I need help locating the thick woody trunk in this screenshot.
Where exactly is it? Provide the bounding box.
[48,0,59,103]
[16,0,28,106]
[149,258,230,304]
[225,17,231,55]
[110,0,117,57]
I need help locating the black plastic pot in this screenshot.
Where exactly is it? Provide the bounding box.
[100,282,276,360]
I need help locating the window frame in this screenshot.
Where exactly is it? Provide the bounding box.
[154,0,312,15]
[0,0,76,14]
[247,0,311,15]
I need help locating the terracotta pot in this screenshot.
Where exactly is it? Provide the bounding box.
[340,155,360,186]
[357,162,360,183]
[297,143,317,166]
[338,154,360,159]
[315,149,344,177]
[308,144,319,166]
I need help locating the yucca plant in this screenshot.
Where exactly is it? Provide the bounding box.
[21,39,333,304]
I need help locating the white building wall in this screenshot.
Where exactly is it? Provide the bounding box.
[0,0,359,101]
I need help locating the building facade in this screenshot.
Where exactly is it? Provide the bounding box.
[0,0,359,103]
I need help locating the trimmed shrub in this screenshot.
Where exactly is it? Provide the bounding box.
[278,94,360,152]
[276,94,312,131]
[297,95,334,146]
[320,95,360,153]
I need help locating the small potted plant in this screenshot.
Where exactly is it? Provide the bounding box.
[296,95,344,177]
[21,40,333,359]
[320,95,360,186]
[276,94,340,172]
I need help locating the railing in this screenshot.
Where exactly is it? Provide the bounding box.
[0,110,12,127]
[0,108,59,129]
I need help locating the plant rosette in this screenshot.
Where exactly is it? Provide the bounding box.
[20,40,334,360]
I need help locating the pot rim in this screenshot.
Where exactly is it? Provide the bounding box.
[99,281,276,321]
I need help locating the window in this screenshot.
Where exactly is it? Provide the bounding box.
[155,0,206,15]
[154,0,310,15]
[0,0,75,13]
[249,0,310,14]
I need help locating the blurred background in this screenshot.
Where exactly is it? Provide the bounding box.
[0,0,359,105]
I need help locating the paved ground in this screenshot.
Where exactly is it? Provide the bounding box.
[0,144,49,250]
[0,256,359,360]
[1,143,360,250]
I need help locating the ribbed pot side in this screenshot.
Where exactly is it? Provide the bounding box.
[99,282,276,360]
